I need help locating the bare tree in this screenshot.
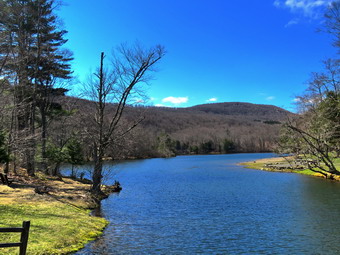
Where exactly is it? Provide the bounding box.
[279,60,340,178]
[83,43,165,196]
[278,2,340,178]
[324,0,340,50]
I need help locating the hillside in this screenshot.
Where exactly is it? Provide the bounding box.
[55,97,294,159]
[51,96,295,159]
[188,102,292,120]
[137,102,292,133]
[126,102,293,156]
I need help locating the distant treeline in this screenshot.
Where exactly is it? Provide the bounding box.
[52,97,293,160]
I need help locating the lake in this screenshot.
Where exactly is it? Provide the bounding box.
[64,153,340,254]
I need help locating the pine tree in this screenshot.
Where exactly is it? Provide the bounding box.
[0,130,9,164]
[65,136,83,177]
[0,0,72,175]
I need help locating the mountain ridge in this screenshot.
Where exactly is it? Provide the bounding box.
[55,96,295,158]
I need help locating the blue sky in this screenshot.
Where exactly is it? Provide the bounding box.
[58,0,337,111]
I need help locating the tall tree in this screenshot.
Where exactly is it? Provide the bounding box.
[0,130,9,165]
[281,89,340,177]
[0,0,72,175]
[84,43,165,196]
[278,2,340,177]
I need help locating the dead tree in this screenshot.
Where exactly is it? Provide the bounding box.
[84,43,165,196]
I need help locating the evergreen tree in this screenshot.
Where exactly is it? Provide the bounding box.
[0,130,8,164]
[65,137,83,177]
[0,0,72,175]
[223,139,235,153]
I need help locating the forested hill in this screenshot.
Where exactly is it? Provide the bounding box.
[57,97,295,159]
[136,102,293,132]
[137,102,294,156]
[187,102,292,120]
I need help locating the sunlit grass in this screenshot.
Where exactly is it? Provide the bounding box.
[0,201,107,254]
[241,156,340,180]
[0,175,108,255]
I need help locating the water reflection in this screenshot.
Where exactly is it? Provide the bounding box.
[297,178,340,254]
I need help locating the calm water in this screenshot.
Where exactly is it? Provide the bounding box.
[67,153,340,255]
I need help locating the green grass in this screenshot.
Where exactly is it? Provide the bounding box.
[0,201,107,254]
[241,156,340,180]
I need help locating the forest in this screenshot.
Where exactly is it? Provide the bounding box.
[0,0,339,195]
[50,97,294,159]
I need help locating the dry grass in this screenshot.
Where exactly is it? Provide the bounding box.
[0,171,108,254]
[240,156,340,181]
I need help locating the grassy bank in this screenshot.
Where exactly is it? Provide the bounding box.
[0,174,108,254]
[240,157,340,181]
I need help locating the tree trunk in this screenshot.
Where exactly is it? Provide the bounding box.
[71,164,75,178]
[92,159,103,195]
[91,52,105,197]
[52,162,60,176]
[91,145,105,196]
[40,106,48,173]
[15,86,35,176]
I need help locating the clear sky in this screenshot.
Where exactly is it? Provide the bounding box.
[57,0,337,111]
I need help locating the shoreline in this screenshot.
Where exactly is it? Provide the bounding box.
[2,153,338,254]
[0,172,111,254]
[240,156,340,182]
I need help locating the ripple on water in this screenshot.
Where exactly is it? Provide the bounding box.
[72,154,340,255]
